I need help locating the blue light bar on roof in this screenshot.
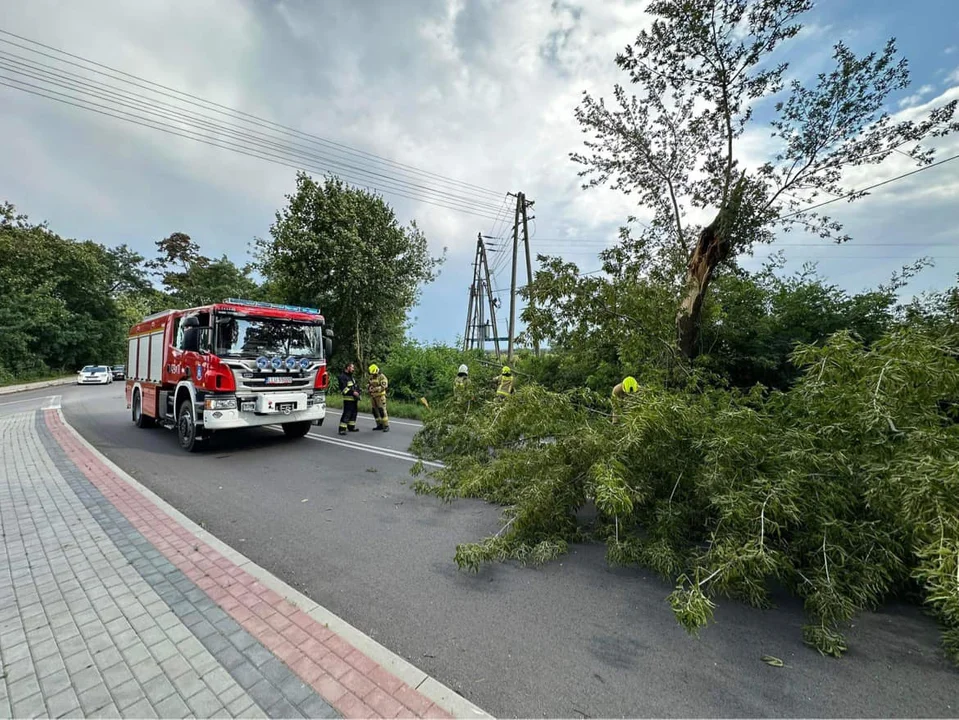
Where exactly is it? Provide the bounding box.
[223,298,322,315]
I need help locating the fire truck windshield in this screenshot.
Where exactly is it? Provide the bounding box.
[214,315,322,359]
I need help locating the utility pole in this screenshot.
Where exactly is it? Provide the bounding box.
[462,241,480,351]
[463,234,503,357]
[507,194,521,361]
[506,191,536,362]
[520,195,538,356]
[478,233,502,358]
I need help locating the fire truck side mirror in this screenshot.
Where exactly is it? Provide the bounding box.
[182,328,200,353]
[182,316,200,328]
[324,337,333,359]
[324,328,334,338]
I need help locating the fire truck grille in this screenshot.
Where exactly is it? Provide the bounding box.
[227,363,314,392]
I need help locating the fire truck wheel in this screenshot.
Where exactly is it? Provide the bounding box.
[177,399,200,452]
[282,421,311,439]
[132,390,154,428]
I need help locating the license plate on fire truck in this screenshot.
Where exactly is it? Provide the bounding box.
[265,376,293,384]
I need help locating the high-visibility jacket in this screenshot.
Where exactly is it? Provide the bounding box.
[339,372,359,402]
[368,373,388,399]
[496,375,514,396]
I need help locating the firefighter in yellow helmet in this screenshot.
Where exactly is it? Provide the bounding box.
[611,375,639,423]
[496,366,515,398]
[368,363,390,432]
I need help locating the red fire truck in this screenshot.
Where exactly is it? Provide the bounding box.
[125,298,332,452]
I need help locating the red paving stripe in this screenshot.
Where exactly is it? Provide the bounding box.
[43,410,452,720]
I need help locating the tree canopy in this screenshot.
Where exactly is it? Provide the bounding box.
[571,0,959,357]
[257,173,444,369]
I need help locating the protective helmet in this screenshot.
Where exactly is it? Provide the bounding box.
[623,376,639,393]
[458,364,469,375]
[501,366,511,375]
[369,364,379,375]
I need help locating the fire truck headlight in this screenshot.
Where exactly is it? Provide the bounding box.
[204,397,237,411]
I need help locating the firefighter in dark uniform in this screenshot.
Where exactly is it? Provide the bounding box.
[338,362,360,435]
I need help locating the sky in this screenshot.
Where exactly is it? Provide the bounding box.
[1,0,958,345]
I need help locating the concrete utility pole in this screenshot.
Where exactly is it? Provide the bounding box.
[507,194,521,362]
[520,195,538,356]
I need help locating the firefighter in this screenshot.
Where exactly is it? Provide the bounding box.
[611,375,639,423]
[337,362,360,435]
[368,363,390,432]
[496,366,514,398]
[453,364,470,395]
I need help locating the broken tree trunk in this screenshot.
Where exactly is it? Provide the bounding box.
[676,175,747,358]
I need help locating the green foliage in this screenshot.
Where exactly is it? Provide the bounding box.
[257,173,444,370]
[149,232,259,307]
[413,324,959,661]
[377,342,484,404]
[0,202,133,377]
[697,260,912,389]
[572,0,958,356]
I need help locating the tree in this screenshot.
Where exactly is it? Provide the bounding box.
[413,323,959,662]
[148,232,259,307]
[0,202,128,376]
[258,173,444,369]
[104,244,152,296]
[572,0,959,358]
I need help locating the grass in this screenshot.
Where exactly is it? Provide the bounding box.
[0,369,74,389]
[324,392,428,421]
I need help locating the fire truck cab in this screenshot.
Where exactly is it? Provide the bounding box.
[125,298,332,452]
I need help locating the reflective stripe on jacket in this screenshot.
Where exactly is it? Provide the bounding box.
[338,372,359,401]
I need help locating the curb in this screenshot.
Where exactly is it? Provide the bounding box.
[0,376,74,396]
[54,408,491,719]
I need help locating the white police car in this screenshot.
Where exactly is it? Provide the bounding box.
[77,365,113,385]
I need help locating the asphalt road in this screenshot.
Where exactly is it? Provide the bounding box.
[8,384,958,717]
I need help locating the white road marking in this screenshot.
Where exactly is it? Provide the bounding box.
[352,412,422,428]
[0,394,54,407]
[309,431,419,459]
[305,434,445,468]
[43,395,62,410]
[265,425,444,468]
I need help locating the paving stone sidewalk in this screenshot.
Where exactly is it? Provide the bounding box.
[0,410,452,719]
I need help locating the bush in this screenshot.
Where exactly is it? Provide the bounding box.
[330,341,492,407]
[412,326,959,661]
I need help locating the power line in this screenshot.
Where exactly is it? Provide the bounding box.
[0,57,505,217]
[777,152,959,219]
[0,76,503,221]
[0,36,505,220]
[0,52,504,215]
[0,29,505,201]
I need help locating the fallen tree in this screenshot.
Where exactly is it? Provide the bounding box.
[412,327,959,661]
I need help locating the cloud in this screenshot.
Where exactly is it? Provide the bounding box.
[899,84,936,108]
[0,0,957,344]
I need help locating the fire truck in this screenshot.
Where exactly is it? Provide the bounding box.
[125,298,333,452]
